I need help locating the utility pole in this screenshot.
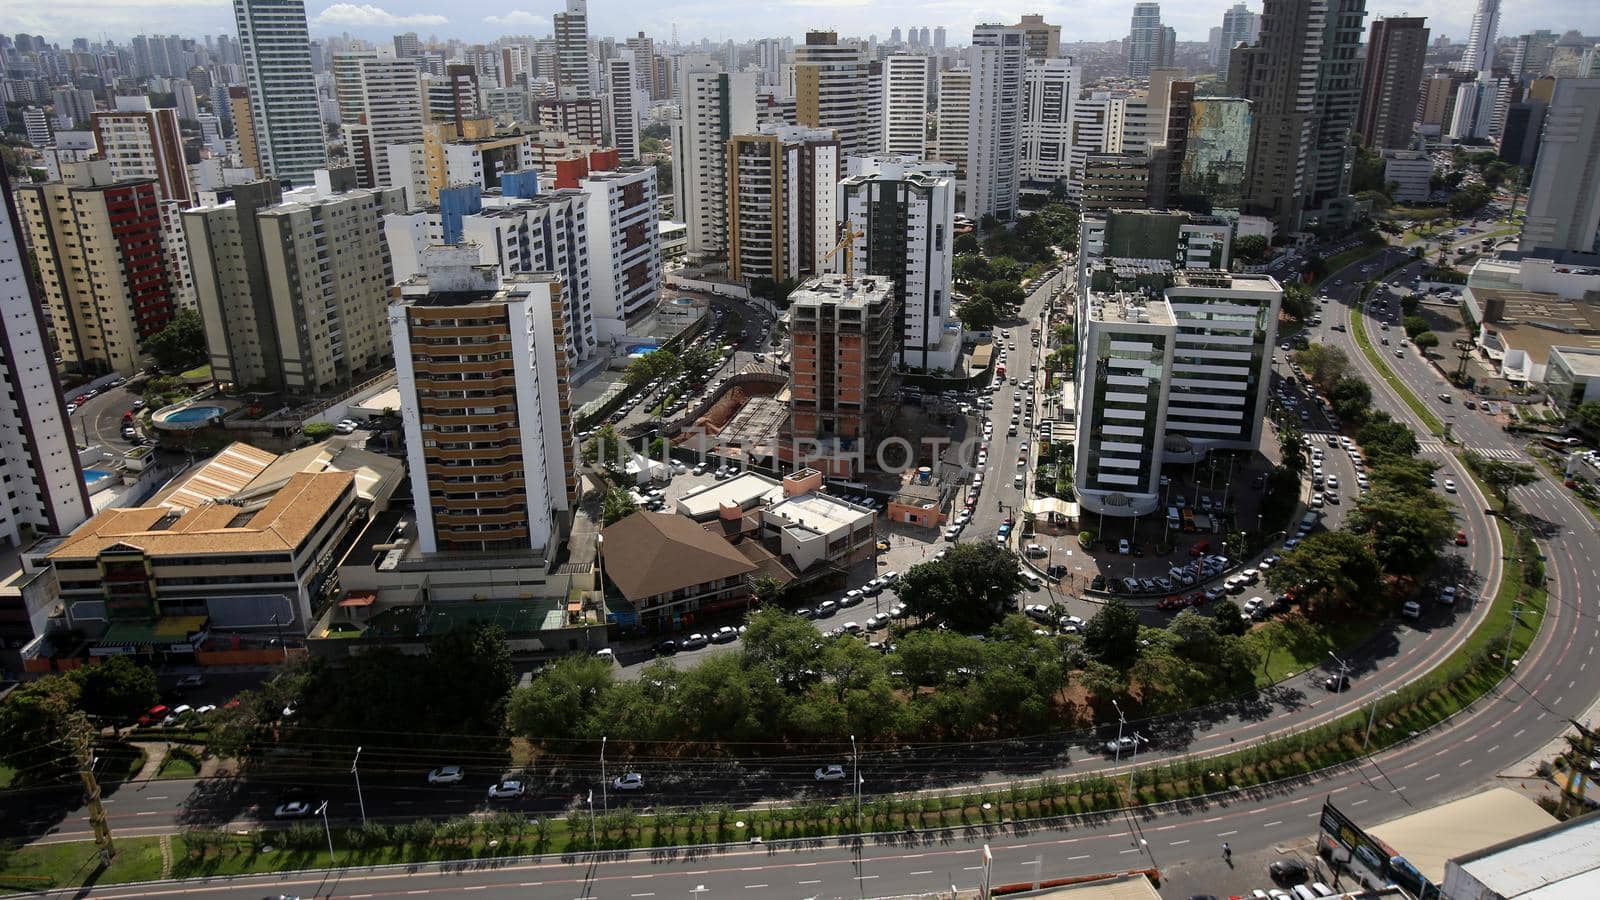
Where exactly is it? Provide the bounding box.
[601,736,608,817]
[351,746,366,827]
[850,734,861,833]
[71,714,114,865]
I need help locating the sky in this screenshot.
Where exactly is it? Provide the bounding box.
[4,0,1598,51]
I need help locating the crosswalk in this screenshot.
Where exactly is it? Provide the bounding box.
[1463,446,1524,462]
[1417,440,1447,455]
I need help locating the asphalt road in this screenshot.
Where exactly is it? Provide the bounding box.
[14,244,1600,898]
[66,383,139,452]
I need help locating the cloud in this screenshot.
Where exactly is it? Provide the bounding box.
[484,10,548,27]
[312,4,448,27]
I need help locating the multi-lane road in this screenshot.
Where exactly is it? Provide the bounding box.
[13,245,1600,898]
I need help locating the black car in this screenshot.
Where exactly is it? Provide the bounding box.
[654,640,679,655]
[1046,564,1069,579]
[1324,672,1349,692]
[1269,858,1310,884]
[1090,574,1107,591]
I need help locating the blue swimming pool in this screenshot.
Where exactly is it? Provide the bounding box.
[626,342,662,356]
[84,468,114,489]
[165,405,223,424]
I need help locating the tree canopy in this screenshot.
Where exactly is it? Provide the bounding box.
[142,309,207,373]
[898,542,1026,633]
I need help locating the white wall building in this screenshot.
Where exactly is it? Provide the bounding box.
[1021,58,1080,190]
[234,0,328,185]
[0,180,92,545]
[605,54,645,161]
[359,57,425,189]
[670,56,757,264]
[966,25,1027,221]
[935,68,971,182]
[584,166,662,337]
[838,157,957,370]
[883,53,931,159]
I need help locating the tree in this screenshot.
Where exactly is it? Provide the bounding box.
[506,656,617,740]
[1354,415,1420,468]
[1464,452,1539,508]
[1210,600,1249,636]
[585,425,630,483]
[953,253,992,287]
[1082,598,1142,668]
[1278,424,1308,478]
[601,487,638,525]
[1402,315,1430,338]
[958,296,1001,332]
[1233,234,1270,264]
[427,624,516,735]
[898,543,1024,633]
[953,233,980,254]
[1265,531,1383,612]
[1346,481,1454,578]
[1448,184,1491,216]
[1328,376,1375,424]
[1280,283,1314,321]
[1576,401,1600,434]
[741,608,824,688]
[1293,345,1351,393]
[1413,331,1439,351]
[623,349,682,386]
[76,655,158,722]
[142,309,208,373]
[0,674,85,779]
[980,280,1026,308]
[302,422,335,441]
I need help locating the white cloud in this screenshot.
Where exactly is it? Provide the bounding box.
[312,4,448,27]
[484,10,547,27]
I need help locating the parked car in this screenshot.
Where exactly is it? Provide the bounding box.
[274,800,315,818]
[814,764,848,782]
[487,779,526,800]
[710,626,739,643]
[612,773,645,791]
[680,632,710,649]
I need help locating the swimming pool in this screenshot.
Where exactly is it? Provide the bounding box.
[625,342,662,356]
[84,468,115,490]
[164,405,224,424]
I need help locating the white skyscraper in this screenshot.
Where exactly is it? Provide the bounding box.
[1128,2,1168,78]
[794,31,879,158]
[606,55,645,160]
[883,54,932,158]
[585,166,663,334]
[1461,0,1502,72]
[0,180,92,545]
[360,57,425,189]
[1022,58,1081,190]
[234,0,328,185]
[966,26,1027,221]
[935,69,971,180]
[1215,3,1260,81]
[671,57,758,263]
[838,157,956,369]
[1521,79,1600,255]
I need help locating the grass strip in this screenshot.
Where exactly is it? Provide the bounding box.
[1349,265,1446,435]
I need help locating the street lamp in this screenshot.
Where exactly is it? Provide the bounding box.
[1363,690,1399,751]
[850,734,861,833]
[1127,731,1146,803]
[1111,699,1127,764]
[316,801,337,864]
[351,746,366,827]
[601,735,608,817]
[1327,650,1351,687]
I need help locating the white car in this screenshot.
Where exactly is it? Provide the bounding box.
[274,800,315,818]
[428,765,465,784]
[814,764,848,782]
[488,779,526,799]
[612,772,645,791]
[1443,478,1457,493]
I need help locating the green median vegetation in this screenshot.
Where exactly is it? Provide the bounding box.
[1348,271,1445,435]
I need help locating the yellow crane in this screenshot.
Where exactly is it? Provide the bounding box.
[820,222,864,283]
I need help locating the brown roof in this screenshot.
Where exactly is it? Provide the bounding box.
[599,512,758,602]
[51,472,354,560]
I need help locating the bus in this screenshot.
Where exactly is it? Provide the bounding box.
[995,362,1007,379]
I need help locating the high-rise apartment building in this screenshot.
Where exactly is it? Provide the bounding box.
[0,179,91,545]
[1013,15,1061,61]
[537,98,604,145]
[234,0,327,185]
[788,274,898,478]
[672,59,758,265]
[1128,3,1169,78]
[90,96,192,205]
[606,54,644,160]
[1355,17,1429,150]
[584,166,662,330]
[1461,0,1501,73]
[1069,93,1129,204]
[393,32,421,58]
[966,26,1027,222]
[20,162,176,376]
[1304,0,1366,228]
[1521,79,1600,255]
[838,158,956,370]
[331,49,378,125]
[794,31,880,159]
[184,174,404,394]
[23,107,52,147]
[883,54,931,158]
[1215,3,1260,81]
[554,0,591,99]
[390,244,576,554]
[1073,251,1277,519]
[935,69,972,181]
[1021,58,1081,191]
[359,57,425,189]
[727,125,840,285]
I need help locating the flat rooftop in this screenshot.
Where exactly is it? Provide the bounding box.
[676,471,784,519]
[1452,809,1600,899]
[1088,293,1174,326]
[766,491,870,534]
[1366,786,1555,885]
[1550,345,1600,378]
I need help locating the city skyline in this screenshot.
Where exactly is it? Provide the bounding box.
[5,0,1599,48]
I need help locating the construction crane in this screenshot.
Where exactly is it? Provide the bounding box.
[821,222,864,283]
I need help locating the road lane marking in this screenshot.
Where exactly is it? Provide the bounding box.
[1459,759,1473,767]
[798,880,821,885]
[1425,773,1441,781]
[1069,855,1091,861]
[1352,799,1368,806]
[632,894,655,898]
[1119,848,1142,855]
[745,884,768,889]
[1264,821,1282,828]
[1488,744,1500,753]
[1218,830,1238,837]
[1170,839,1190,846]
[909,870,933,876]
